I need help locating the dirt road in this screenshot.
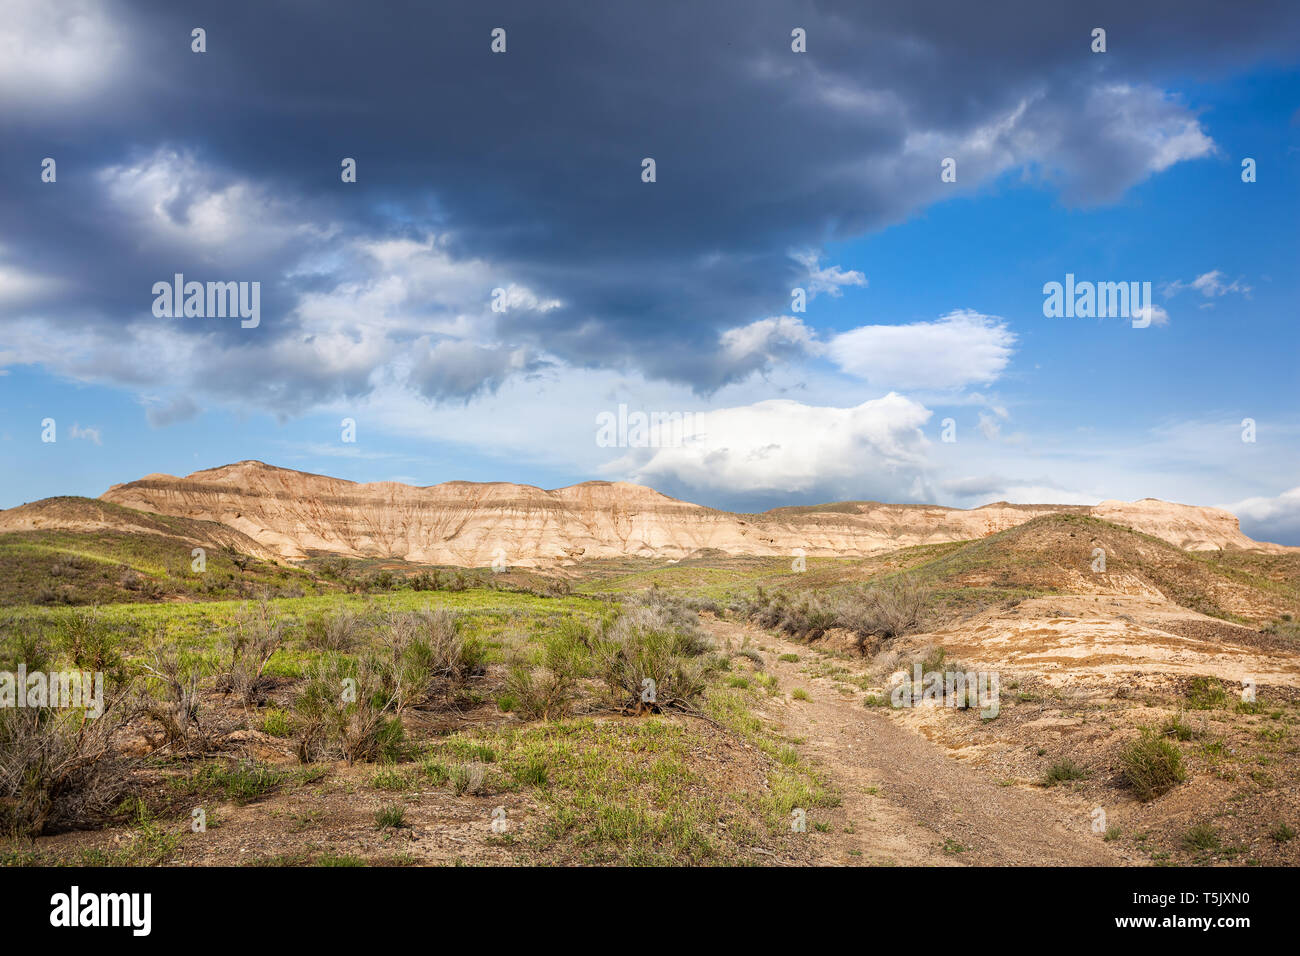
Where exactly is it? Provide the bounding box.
[707,618,1136,866]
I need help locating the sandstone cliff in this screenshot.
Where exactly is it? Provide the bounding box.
[79,460,1286,567]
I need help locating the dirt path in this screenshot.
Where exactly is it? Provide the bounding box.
[708,618,1136,866]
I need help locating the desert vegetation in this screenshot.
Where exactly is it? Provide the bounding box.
[0,580,837,866]
[2,498,1298,867]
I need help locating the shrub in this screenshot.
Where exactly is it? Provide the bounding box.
[777,595,838,641]
[447,763,486,795]
[372,767,411,791]
[214,601,284,706]
[504,624,588,720]
[836,577,932,650]
[303,608,362,652]
[0,692,135,836]
[375,803,406,829]
[592,604,717,712]
[377,609,486,712]
[49,608,126,680]
[259,707,293,738]
[293,656,404,764]
[1119,729,1187,801]
[1185,676,1229,710]
[139,645,206,751]
[1182,823,1220,852]
[1042,758,1089,786]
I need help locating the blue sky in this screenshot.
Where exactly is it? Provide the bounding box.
[1,0,1298,542]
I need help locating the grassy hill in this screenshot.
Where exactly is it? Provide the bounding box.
[0,497,321,606]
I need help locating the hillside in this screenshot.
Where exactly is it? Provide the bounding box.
[72,460,1291,567]
[0,497,315,606]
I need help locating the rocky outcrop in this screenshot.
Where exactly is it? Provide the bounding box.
[79,460,1290,567]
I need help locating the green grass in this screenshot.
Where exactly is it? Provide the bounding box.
[1120,729,1188,801]
[1042,758,1089,786]
[1182,823,1220,852]
[1186,677,1230,710]
[170,759,287,805]
[375,803,406,829]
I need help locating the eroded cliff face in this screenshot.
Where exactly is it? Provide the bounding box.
[85,460,1286,567]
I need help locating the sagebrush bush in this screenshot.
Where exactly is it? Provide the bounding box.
[0,694,135,837]
[742,577,932,650]
[293,656,404,764]
[504,623,588,720]
[593,603,717,712]
[139,644,205,751]
[214,601,284,706]
[377,608,487,712]
[302,608,363,652]
[836,577,931,650]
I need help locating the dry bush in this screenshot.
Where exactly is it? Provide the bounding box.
[214,601,284,706]
[593,603,717,713]
[292,656,403,764]
[138,645,206,752]
[377,608,486,712]
[0,692,136,837]
[303,607,363,652]
[504,624,589,719]
[836,577,932,651]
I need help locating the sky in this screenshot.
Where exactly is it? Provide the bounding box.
[1,0,1298,542]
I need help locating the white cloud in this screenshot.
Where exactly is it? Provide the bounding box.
[0,0,128,107]
[827,310,1016,389]
[790,251,868,299]
[605,393,932,500]
[719,316,818,363]
[1134,303,1170,327]
[1225,487,1300,546]
[98,149,334,263]
[1163,270,1252,301]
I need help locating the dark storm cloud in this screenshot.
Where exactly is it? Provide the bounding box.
[2,0,1297,406]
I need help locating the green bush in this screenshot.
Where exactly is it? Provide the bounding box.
[1119,729,1187,801]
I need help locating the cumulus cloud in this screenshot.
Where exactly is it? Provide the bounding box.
[409,340,537,403]
[719,316,818,364]
[1225,487,1300,546]
[97,148,333,264]
[604,393,932,504]
[827,311,1016,389]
